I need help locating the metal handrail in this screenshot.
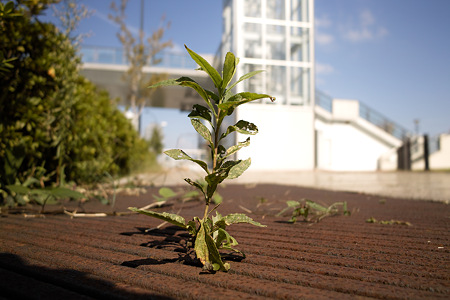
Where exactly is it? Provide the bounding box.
[80,45,198,69]
[359,102,409,140]
[315,89,332,112]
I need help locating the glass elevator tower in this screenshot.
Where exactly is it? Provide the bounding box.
[222,0,315,106]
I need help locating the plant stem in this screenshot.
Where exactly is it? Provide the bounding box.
[203,200,210,220]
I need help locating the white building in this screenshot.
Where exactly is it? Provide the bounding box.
[222,0,316,170]
[221,0,405,171]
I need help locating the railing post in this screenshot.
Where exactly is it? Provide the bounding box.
[397,137,411,170]
[424,134,430,171]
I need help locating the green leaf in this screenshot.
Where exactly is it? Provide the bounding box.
[186,220,198,236]
[227,70,265,92]
[164,149,209,173]
[6,184,30,195]
[223,137,250,159]
[220,92,274,110]
[158,187,176,198]
[305,199,328,212]
[287,200,302,207]
[188,104,212,124]
[185,45,223,92]
[223,213,266,227]
[205,170,228,199]
[215,227,238,248]
[184,178,206,198]
[222,52,239,91]
[148,77,214,111]
[128,207,187,229]
[205,90,220,103]
[218,92,275,117]
[220,120,258,140]
[212,193,223,205]
[195,219,230,272]
[46,187,84,200]
[194,219,209,267]
[191,119,212,145]
[227,157,251,179]
[276,200,301,217]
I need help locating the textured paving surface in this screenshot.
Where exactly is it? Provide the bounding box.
[1,184,449,299]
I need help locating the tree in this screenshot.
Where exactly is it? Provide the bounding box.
[148,125,164,154]
[51,0,94,48]
[109,0,172,131]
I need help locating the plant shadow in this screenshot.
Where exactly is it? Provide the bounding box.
[121,226,201,268]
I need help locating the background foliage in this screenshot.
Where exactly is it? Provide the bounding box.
[0,0,156,205]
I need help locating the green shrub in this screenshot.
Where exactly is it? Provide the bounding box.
[0,1,155,206]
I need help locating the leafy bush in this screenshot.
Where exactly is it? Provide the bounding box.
[0,1,155,206]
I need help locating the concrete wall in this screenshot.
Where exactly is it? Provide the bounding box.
[430,134,450,169]
[315,99,402,171]
[235,104,315,170]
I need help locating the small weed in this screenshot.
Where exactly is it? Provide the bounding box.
[278,199,350,223]
[129,46,274,272]
[366,217,411,226]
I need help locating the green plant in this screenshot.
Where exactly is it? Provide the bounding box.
[6,183,84,214]
[150,183,222,206]
[366,217,411,226]
[129,46,274,272]
[278,199,350,223]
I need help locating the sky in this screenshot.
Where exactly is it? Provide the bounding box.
[43,0,450,147]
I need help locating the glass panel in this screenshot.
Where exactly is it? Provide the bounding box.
[290,67,310,105]
[290,67,303,104]
[243,64,264,97]
[290,0,308,22]
[290,27,309,62]
[266,25,285,60]
[267,65,286,104]
[244,0,261,18]
[243,23,262,58]
[266,0,285,20]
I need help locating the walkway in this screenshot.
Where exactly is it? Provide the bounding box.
[131,169,450,203]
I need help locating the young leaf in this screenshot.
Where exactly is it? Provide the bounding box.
[148,77,214,112]
[205,170,229,199]
[305,199,328,212]
[215,228,239,248]
[195,220,225,271]
[227,70,265,92]
[220,120,258,140]
[186,220,198,236]
[188,104,212,124]
[219,92,274,111]
[276,200,302,217]
[227,158,251,179]
[184,178,206,198]
[185,45,223,92]
[128,207,187,229]
[46,187,85,200]
[158,187,177,199]
[164,149,209,173]
[222,52,238,91]
[191,119,213,145]
[223,213,266,227]
[205,90,220,103]
[223,137,251,159]
[6,184,30,195]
